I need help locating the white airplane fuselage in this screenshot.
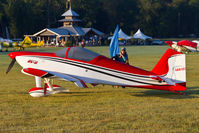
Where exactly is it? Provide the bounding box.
[17,55,165,87]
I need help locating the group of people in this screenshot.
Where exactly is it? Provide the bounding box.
[112,47,129,65]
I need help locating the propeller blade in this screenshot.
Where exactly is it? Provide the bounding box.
[6,58,16,74]
[19,38,26,51]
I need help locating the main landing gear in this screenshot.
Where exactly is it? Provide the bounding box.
[29,76,69,97]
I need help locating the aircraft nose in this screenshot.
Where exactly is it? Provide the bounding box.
[8,52,19,59]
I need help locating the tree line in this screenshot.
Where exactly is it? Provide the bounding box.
[0,0,199,39]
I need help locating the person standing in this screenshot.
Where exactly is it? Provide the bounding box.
[119,47,129,64]
[81,39,85,48]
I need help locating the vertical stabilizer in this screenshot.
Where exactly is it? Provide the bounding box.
[152,49,186,91]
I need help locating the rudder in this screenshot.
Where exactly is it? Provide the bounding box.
[151,49,186,91]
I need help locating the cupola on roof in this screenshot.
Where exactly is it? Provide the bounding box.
[61,8,79,17]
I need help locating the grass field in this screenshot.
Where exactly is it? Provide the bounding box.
[1,46,199,132]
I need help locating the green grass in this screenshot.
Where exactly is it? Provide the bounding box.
[1,46,199,132]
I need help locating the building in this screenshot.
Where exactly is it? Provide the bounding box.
[25,2,105,46]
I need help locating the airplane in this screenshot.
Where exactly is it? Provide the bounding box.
[15,36,44,49]
[0,36,44,52]
[6,47,186,97]
[0,37,18,52]
[165,40,199,53]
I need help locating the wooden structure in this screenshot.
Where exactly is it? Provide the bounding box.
[25,1,104,46]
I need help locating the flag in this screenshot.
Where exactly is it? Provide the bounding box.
[110,25,119,58]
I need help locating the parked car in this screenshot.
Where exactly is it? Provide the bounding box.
[151,40,164,45]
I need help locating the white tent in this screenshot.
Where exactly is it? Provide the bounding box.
[133,29,152,40]
[118,29,132,40]
[108,29,132,40]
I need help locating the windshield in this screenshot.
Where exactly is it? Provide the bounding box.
[67,47,99,62]
[56,48,68,58]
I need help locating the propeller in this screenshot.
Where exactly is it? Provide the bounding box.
[6,58,16,74]
[17,37,26,51]
[19,41,25,51]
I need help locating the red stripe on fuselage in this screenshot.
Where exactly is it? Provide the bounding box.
[126,82,186,91]
[90,56,154,76]
[10,50,155,76]
[8,51,57,59]
[64,55,154,76]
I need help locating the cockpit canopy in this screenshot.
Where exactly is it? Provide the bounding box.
[56,47,100,62]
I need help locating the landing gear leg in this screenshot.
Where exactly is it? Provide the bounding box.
[35,76,41,87]
[29,77,69,97]
[44,78,69,93]
[29,76,46,97]
[44,78,54,91]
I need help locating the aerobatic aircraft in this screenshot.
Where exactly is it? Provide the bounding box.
[6,47,186,97]
[0,37,44,52]
[165,40,199,53]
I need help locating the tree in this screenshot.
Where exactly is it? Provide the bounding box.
[0,0,199,38]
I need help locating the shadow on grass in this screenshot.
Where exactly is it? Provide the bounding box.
[9,91,94,98]
[128,86,199,99]
[185,86,199,95]
[10,86,199,99]
[54,90,116,97]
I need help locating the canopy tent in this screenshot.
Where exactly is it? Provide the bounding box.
[133,29,152,40]
[118,29,132,40]
[108,29,132,40]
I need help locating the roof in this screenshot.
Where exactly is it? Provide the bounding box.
[82,28,105,36]
[33,28,69,36]
[49,28,69,36]
[59,26,85,36]
[32,26,105,37]
[58,18,82,22]
[61,9,79,17]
